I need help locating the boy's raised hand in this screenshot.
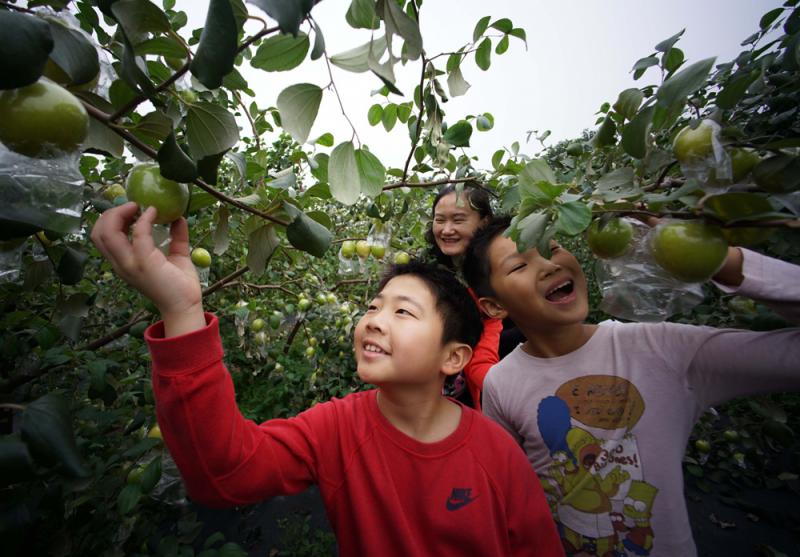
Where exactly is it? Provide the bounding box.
[91,202,206,336]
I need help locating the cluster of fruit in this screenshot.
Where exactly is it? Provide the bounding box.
[339,240,410,264]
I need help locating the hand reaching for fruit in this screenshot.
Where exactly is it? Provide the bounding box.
[91,202,206,337]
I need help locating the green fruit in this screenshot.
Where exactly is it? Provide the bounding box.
[393,251,410,264]
[673,120,714,163]
[250,318,265,332]
[190,247,211,268]
[43,58,99,91]
[566,142,583,157]
[126,163,190,225]
[0,78,89,158]
[305,346,316,357]
[727,296,757,316]
[178,89,198,104]
[704,193,775,247]
[695,439,711,453]
[103,183,127,202]
[356,240,370,259]
[326,292,337,304]
[309,337,318,347]
[284,303,295,315]
[723,430,739,442]
[147,424,162,440]
[269,313,282,330]
[651,221,729,283]
[729,148,761,182]
[164,56,187,71]
[298,298,312,311]
[253,331,268,345]
[586,218,634,259]
[127,466,145,485]
[370,244,386,259]
[273,362,284,373]
[341,240,356,258]
[316,292,328,305]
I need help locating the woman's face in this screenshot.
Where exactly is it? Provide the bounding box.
[431,192,486,258]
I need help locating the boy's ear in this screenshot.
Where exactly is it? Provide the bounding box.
[441,343,473,377]
[478,297,508,320]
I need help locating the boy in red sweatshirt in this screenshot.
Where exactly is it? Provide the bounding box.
[91,202,563,557]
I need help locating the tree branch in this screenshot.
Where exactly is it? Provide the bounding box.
[402,54,427,182]
[83,103,290,226]
[109,63,190,123]
[382,176,482,191]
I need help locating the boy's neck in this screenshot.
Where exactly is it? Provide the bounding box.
[520,322,598,358]
[376,388,462,443]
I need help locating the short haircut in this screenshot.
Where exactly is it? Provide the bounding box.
[463,214,513,298]
[424,184,494,268]
[377,260,483,349]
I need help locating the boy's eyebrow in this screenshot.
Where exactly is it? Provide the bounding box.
[374,293,425,314]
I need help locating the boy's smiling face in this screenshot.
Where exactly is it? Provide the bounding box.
[354,275,466,387]
[481,234,590,329]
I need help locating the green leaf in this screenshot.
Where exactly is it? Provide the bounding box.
[631,56,658,79]
[276,83,323,144]
[0,437,35,487]
[251,32,309,72]
[197,152,226,185]
[555,201,592,235]
[446,66,470,97]
[283,203,332,257]
[760,7,784,30]
[381,103,397,131]
[612,88,644,120]
[517,211,549,252]
[83,94,125,156]
[246,0,316,36]
[495,35,509,55]
[509,28,527,45]
[491,149,504,170]
[621,105,655,159]
[310,22,325,60]
[443,120,472,147]
[380,0,422,60]
[158,132,198,182]
[0,11,53,89]
[311,153,329,182]
[716,69,760,109]
[472,15,490,42]
[57,247,88,285]
[396,102,411,122]
[330,35,387,73]
[354,148,386,197]
[21,394,88,477]
[118,484,142,515]
[489,18,513,33]
[475,38,491,71]
[592,115,617,148]
[134,36,186,58]
[656,57,716,108]
[367,103,383,125]
[246,224,279,275]
[519,159,557,185]
[190,0,238,89]
[328,141,360,204]
[111,0,171,40]
[654,29,685,53]
[186,102,240,158]
[46,19,99,86]
[314,132,334,146]
[663,47,684,73]
[140,457,162,493]
[346,0,379,29]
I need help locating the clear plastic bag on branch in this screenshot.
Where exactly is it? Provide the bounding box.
[594,220,704,322]
[0,144,83,238]
[675,119,733,187]
[338,244,360,275]
[367,220,391,248]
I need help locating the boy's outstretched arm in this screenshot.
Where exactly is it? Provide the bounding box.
[91,202,206,336]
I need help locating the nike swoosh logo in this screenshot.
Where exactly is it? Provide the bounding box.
[446,496,478,511]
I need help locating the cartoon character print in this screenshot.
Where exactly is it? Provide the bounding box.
[537,376,659,557]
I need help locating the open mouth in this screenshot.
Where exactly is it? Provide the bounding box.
[363,342,388,355]
[545,280,574,302]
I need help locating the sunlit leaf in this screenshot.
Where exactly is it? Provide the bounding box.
[276,83,323,144]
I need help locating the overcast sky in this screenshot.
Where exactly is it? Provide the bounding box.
[183,0,784,169]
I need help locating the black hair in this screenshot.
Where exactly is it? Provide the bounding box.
[424,184,494,268]
[377,260,483,349]
[462,214,513,299]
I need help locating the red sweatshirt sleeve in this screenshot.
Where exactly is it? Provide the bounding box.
[463,316,502,411]
[146,314,332,508]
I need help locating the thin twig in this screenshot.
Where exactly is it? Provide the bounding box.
[332,278,368,290]
[0,1,33,13]
[383,176,482,191]
[401,53,428,182]
[283,318,304,354]
[108,63,190,122]
[234,90,261,150]
[323,51,360,146]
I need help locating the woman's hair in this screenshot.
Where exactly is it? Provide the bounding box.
[424,184,494,268]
